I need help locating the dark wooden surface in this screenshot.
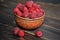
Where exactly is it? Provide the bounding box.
[0,0,60,40]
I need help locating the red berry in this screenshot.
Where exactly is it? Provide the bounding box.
[16,11,22,16]
[32,3,37,8]
[40,12,43,16]
[29,7,34,10]
[37,5,41,9]
[23,7,28,12]
[35,8,40,12]
[16,3,24,11]
[37,9,44,17]
[29,10,37,19]
[30,13,37,19]
[25,1,33,8]
[29,9,33,13]
[23,12,29,18]
[13,27,20,35]
[37,12,43,17]
[18,30,24,37]
[35,31,43,37]
[32,10,36,14]
[13,7,19,13]
[32,3,41,9]
[16,3,22,8]
[29,9,35,13]
[39,9,44,13]
[22,7,29,18]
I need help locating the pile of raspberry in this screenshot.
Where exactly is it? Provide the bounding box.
[13,1,44,19]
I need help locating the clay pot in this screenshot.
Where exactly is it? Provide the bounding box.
[15,13,45,30]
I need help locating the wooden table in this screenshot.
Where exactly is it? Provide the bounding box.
[0,0,60,40]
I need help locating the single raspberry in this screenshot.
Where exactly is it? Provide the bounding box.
[30,7,34,10]
[37,9,44,17]
[13,27,20,35]
[13,7,19,13]
[36,5,41,9]
[32,3,41,9]
[29,9,35,13]
[23,12,29,18]
[25,1,33,8]
[16,3,22,8]
[29,7,34,11]
[18,30,24,37]
[22,7,29,18]
[37,12,43,17]
[16,3,24,11]
[23,7,28,12]
[40,12,43,16]
[35,30,43,37]
[16,11,22,16]
[29,10,37,19]
[39,9,44,13]
[30,13,37,19]
[35,8,40,12]
[32,3,37,8]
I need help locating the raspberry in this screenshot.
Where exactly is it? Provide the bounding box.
[32,3,41,9]
[23,7,28,12]
[35,30,43,37]
[37,12,43,17]
[32,10,36,14]
[39,9,44,13]
[37,5,41,9]
[29,9,35,13]
[16,11,22,16]
[25,1,33,8]
[23,7,29,18]
[13,27,20,35]
[13,7,19,13]
[32,3,37,8]
[30,13,37,19]
[30,10,37,19]
[36,8,44,17]
[16,3,22,8]
[29,7,34,11]
[29,9,33,13]
[35,8,40,12]
[16,3,24,11]
[40,12,43,17]
[18,30,24,37]
[23,12,29,18]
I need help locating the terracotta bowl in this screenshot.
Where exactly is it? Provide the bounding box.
[15,13,45,30]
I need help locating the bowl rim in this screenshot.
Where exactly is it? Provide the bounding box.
[15,12,45,21]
